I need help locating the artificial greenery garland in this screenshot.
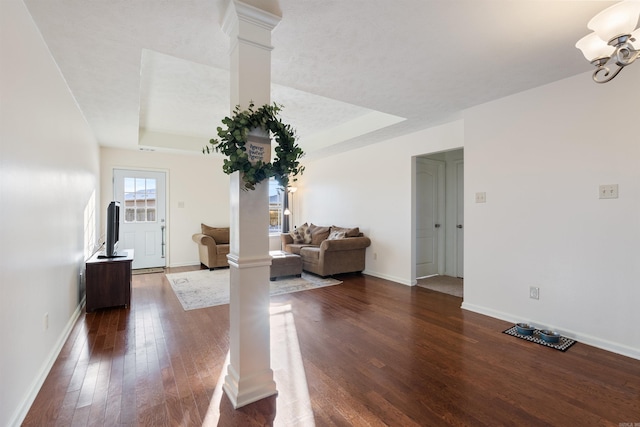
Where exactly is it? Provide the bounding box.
[204,102,305,191]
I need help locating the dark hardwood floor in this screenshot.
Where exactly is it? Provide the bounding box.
[23,266,640,426]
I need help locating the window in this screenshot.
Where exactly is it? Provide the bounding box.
[123,177,157,223]
[269,178,284,233]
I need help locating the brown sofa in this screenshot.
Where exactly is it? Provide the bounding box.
[281,223,371,277]
[192,224,230,269]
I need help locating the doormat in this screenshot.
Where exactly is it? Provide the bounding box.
[503,326,577,352]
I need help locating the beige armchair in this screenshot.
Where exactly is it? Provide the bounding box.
[192,224,230,269]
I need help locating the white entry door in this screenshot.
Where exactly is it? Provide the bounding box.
[416,158,445,277]
[113,169,167,269]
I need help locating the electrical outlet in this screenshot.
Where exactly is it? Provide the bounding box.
[475,192,486,203]
[529,286,540,300]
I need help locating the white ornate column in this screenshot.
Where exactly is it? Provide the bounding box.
[221,1,281,409]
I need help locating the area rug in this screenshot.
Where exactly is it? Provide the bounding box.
[165,269,342,310]
[503,326,577,352]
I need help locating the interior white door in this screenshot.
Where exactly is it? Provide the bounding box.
[455,161,464,278]
[113,169,167,269]
[416,158,445,277]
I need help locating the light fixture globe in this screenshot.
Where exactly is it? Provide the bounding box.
[576,32,614,62]
[588,0,640,44]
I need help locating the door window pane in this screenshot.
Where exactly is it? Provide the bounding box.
[123,177,157,223]
[125,208,135,222]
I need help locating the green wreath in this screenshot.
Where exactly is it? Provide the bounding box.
[204,102,305,191]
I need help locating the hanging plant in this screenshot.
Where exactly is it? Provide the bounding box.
[204,102,305,191]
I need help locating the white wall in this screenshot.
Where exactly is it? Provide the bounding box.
[462,67,640,359]
[100,147,231,267]
[299,120,464,285]
[0,0,100,425]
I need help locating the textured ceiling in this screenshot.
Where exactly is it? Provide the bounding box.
[23,0,620,158]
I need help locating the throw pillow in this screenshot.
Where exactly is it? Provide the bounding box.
[303,226,313,244]
[331,226,360,238]
[291,223,309,244]
[201,224,230,244]
[290,228,305,244]
[309,224,330,245]
[327,230,346,240]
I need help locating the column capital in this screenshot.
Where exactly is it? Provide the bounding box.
[222,0,281,49]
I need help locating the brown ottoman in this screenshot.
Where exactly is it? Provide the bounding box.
[270,250,302,281]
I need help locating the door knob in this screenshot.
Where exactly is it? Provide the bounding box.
[457,224,463,229]
[435,224,441,228]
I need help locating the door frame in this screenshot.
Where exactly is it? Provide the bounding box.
[111,167,170,268]
[411,150,464,285]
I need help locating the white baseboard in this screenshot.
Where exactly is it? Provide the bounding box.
[461,302,640,361]
[9,298,85,427]
[363,269,414,286]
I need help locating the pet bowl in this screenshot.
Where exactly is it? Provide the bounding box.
[539,330,561,343]
[515,323,535,336]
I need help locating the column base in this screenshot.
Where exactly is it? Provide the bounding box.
[223,364,278,409]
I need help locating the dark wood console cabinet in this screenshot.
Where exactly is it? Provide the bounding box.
[85,249,134,312]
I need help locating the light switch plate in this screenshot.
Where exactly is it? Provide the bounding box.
[475,192,486,203]
[599,184,618,199]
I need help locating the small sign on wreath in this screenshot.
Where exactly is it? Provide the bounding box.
[204,102,305,191]
[246,129,271,165]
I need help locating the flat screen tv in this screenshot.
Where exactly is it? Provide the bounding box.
[102,201,121,258]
